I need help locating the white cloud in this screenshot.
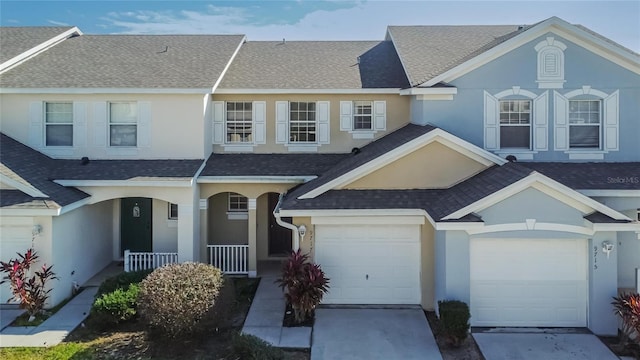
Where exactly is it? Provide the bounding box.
[48,19,70,26]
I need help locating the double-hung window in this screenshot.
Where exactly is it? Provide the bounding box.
[353,101,373,130]
[45,102,73,146]
[289,102,316,143]
[168,203,178,220]
[499,100,531,149]
[226,102,252,143]
[569,100,600,149]
[109,102,137,147]
[228,193,248,212]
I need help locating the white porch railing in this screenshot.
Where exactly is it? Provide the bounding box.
[124,249,179,272]
[207,245,249,274]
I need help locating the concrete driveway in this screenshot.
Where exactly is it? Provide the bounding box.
[311,308,442,360]
[473,331,619,360]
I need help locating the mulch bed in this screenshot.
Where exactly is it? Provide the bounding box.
[599,335,640,359]
[425,311,485,360]
[282,302,314,327]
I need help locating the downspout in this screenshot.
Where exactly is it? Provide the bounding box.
[273,192,300,251]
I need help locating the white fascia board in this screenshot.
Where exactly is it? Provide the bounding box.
[0,88,211,94]
[435,222,485,231]
[578,190,640,197]
[0,175,48,198]
[0,208,59,216]
[198,176,315,184]
[311,215,425,225]
[54,179,193,188]
[420,16,640,87]
[399,87,458,96]
[299,128,504,199]
[58,197,92,216]
[192,155,210,187]
[210,35,247,94]
[0,27,82,73]
[443,172,631,221]
[278,208,426,218]
[214,88,401,94]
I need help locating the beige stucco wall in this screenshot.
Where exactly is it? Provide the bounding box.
[211,94,411,153]
[207,193,248,246]
[199,183,295,200]
[293,216,313,258]
[0,93,207,159]
[344,141,489,190]
[51,201,113,306]
[151,199,178,253]
[421,221,435,310]
[256,193,270,261]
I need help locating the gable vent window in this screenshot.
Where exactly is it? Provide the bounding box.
[535,37,567,89]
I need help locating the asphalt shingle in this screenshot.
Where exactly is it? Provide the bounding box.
[0,26,73,64]
[218,40,409,89]
[0,34,245,88]
[522,162,640,190]
[201,153,348,177]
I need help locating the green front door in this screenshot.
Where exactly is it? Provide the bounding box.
[121,197,152,253]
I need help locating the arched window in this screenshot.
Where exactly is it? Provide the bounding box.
[535,37,567,89]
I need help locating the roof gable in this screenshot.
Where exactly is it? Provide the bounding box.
[414,16,640,87]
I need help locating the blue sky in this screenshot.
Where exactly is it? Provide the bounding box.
[1,1,639,52]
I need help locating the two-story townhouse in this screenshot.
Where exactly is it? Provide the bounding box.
[0,29,245,305]
[0,17,638,336]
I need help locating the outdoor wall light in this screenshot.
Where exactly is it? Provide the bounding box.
[602,240,614,259]
[32,224,42,236]
[298,224,307,242]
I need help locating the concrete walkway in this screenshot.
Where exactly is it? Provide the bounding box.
[241,274,311,348]
[0,287,97,347]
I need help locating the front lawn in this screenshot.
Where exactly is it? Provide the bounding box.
[1,276,309,360]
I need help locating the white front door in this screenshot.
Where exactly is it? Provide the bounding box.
[470,238,588,327]
[314,225,421,305]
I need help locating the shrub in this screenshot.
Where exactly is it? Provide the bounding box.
[438,299,470,347]
[276,249,329,324]
[96,269,152,297]
[612,292,640,346]
[91,284,139,326]
[137,262,224,338]
[230,333,284,360]
[0,249,58,319]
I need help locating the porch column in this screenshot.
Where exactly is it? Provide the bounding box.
[177,202,195,263]
[199,199,208,263]
[248,198,257,277]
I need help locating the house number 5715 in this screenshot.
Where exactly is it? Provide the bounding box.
[593,246,598,270]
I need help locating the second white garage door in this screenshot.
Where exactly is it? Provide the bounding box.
[314,225,421,305]
[470,238,587,327]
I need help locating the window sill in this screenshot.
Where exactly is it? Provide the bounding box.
[350,131,375,139]
[495,150,537,160]
[286,144,318,152]
[223,144,255,152]
[167,219,178,227]
[227,212,248,220]
[566,150,606,160]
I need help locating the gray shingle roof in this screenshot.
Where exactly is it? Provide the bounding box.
[387,25,525,87]
[0,26,73,64]
[521,162,640,190]
[0,34,244,88]
[201,153,348,177]
[281,162,532,220]
[218,40,409,89]
[0,133,89,208]
[52,159,203,180]
[284,124,437,200]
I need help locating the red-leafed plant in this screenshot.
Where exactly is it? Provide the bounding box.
[0,249,58,320]
[613,293,640,346]
[276,249,329,324]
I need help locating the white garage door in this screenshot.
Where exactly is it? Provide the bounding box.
[470,238,587,327]
[315,225,421,305]
[0,221,33,304]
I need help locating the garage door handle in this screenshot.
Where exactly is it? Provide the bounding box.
[366,274,369,280]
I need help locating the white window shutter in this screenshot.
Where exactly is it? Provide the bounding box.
[93,101,107,147]
[340,101,352,131]
[483,91,499,150]
[275,101,288,144]
[72,102,87,147]
[137,101,152,148]
[28,101,43,148]
[373,101,386,131]
[553,91,569,151]
[317,101,330,144]
[603,90,619,151]
[212,101,225,144]
[253,101,266,144]
[532,91,548,151]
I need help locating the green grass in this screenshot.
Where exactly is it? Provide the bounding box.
[0,343,93,360]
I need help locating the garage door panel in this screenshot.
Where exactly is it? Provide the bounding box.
[471,238,587,327]
[316,225,420,305]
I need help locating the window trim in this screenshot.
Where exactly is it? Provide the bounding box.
[227,193,248,220]
[568,99,602,150]
[352,100,373,131]
[44,101,73,147]
[108,101,138,147]
[498,99,532,150]
[288,101,318,144]
[534,37,567,89]
[168,203,178,220]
